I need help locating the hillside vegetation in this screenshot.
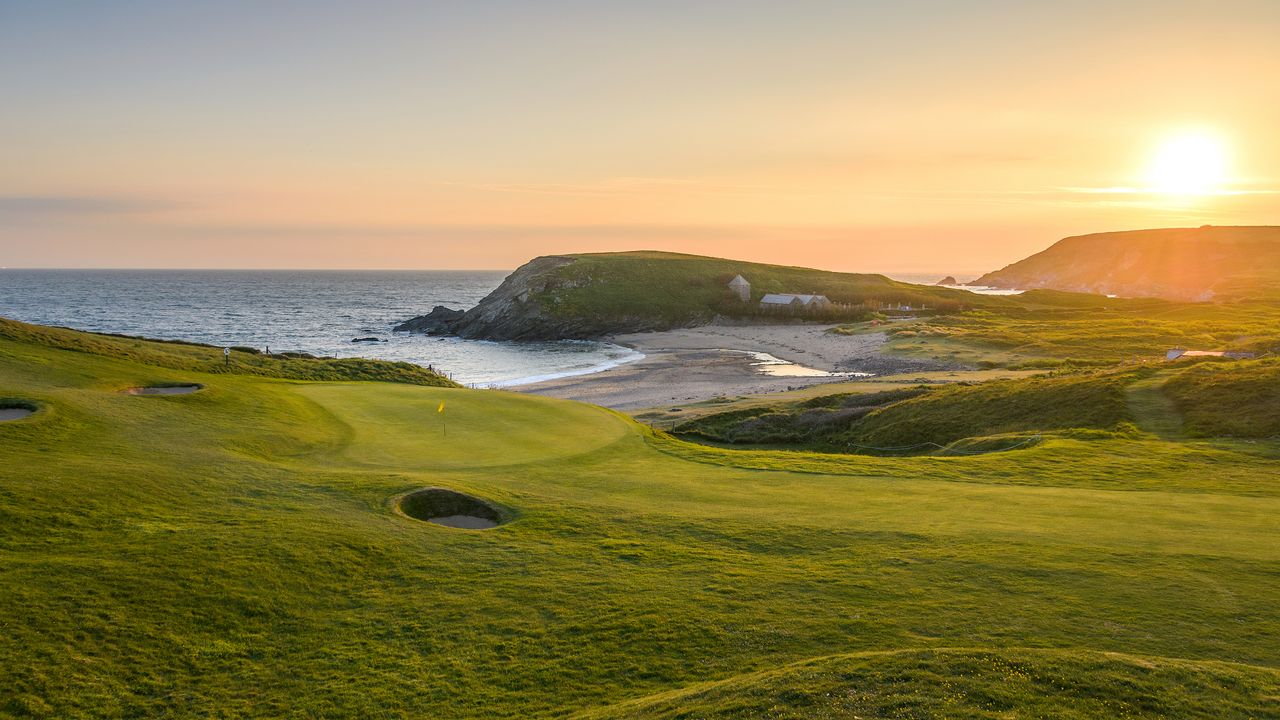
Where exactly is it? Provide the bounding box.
[577,648,1280,719]
[544,251,998,320]
[425,251,1014,340]
[0,317,457,387]
[675,358,1280,454]
[675,372,1136,453]
[973,225,1280,301]
[2,322,1278,717]
[836,295,1280,370]
[1165,358,1280,438]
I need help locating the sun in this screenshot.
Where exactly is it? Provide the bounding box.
[1145,131,1228,195]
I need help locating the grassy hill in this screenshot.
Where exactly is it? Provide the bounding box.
[545,251,1000,318]
[973,226,1280,301]
[2,323,1278,717]
[441,251,1014,340]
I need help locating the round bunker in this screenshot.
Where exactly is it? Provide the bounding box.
[125,384,204,396]
[0,402,36,422]
[398,488,508,530]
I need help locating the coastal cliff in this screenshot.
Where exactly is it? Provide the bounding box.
[398,251,992,341]
[973,226,1280,301]
[449,255,642,340]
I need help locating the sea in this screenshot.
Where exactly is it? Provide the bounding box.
[0,269,1015,387]
[0,270,643,387]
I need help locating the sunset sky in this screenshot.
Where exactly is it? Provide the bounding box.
[2,1,1278,272]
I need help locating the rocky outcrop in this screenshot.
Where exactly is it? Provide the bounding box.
[394,306,465,334]
[449,255,584,340]
[972,226,1280,301]
[935,276,958,286]
[397,256,638,340]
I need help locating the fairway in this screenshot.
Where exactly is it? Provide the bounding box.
[2,327,1278,718]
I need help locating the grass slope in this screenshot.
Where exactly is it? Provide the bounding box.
[541,251,1010,325]
[973,225,1280,301]
[1124,372,1186,440]
[2,325,1278,717]
[1165,358,1280,438]
[576,648,1280,719]
[674,372,1136,453]
[0,317,457,387]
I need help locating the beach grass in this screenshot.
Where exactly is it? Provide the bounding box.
[2,321,1278,717]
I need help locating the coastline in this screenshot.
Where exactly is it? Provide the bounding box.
[514,323,957,411]
[480,344,646,388]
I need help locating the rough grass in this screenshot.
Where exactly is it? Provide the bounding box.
[674,373,1134,453]
[540,251,1011,326]
[836,297,1280,369]
[1164,358,1280,438]
[846,373,1134,450]
[575,648,1280,719]
[2,324,1278,717]
[0,316,457,387]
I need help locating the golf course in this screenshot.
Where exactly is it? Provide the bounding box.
[2,318,1278,718]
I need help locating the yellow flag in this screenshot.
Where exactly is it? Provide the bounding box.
[437,401,445,414]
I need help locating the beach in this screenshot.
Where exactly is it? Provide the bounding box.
[516,323,954,411]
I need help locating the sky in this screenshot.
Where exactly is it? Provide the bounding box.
[2,0,1278,272]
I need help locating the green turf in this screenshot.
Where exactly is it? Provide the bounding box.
[835,297,1280,370]
[1125,372,1186,440]
[0,317,457,387]
[535,251,1012,328]
[575,648,1280,719]
[2,323,1278,718]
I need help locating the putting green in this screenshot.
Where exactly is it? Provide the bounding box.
[295,382,632,470]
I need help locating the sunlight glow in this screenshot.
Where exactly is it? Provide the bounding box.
[1145,131,1229,196]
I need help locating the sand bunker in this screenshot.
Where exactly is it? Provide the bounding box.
[125,384,204,396]
[0,406,35,422]
[397,488,507,530]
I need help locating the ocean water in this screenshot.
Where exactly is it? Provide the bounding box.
[885,272,1023,295]
[0,270,642,387]
[1,269,1015,386]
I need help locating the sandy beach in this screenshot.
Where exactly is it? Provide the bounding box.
[517,323,955,411]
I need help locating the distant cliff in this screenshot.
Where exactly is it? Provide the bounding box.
[973,226,1280,301]
[398,251,996,341]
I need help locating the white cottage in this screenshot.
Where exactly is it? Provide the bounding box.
[727,274,751,302]
[760,293,831,310]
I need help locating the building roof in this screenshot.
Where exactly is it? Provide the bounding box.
[727,274,750,288]
[760,293,830,305]
[1165,349,1254,360]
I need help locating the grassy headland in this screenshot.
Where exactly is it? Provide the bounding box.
[972,225,1280,301]
[541,251,1003,321]
[437,251,1019,340]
